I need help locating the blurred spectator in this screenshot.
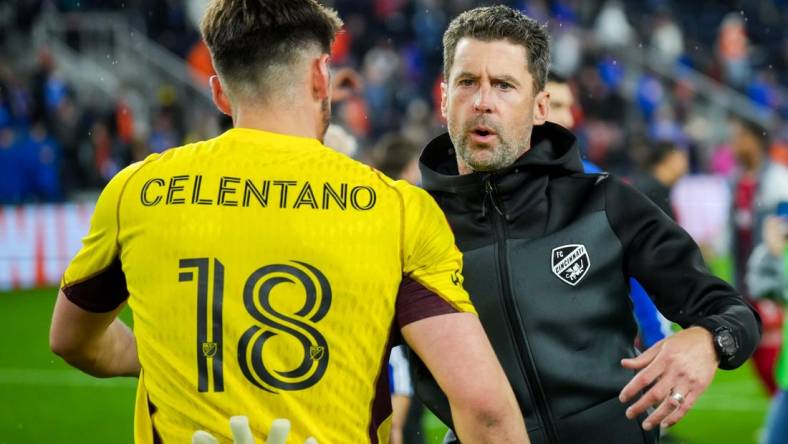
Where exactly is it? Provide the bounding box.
[650,12,684,66]
[632,141,689,218]
[594,0,634,49]
[148,110,179,154]
[53,95,83,193]
[156,86,185,141]
[545,73,577,130]
[373,133,421,185]
[26,121,62,202]
[83,121,119,186]
[323,123,359,158]
[628,142,688,352]
[730,117,788,395]
[717,12,751,89]
[550,23,582,78]
[636,73,666,123]
[115,92,135,146]
[399,98,433,147]
[0,95,10,130]
[388,346,416,444]
[0,127,29,204]
[186,39,215,86]
[362,40,400,136]
[731,119,788,288]
[747,214,788,444]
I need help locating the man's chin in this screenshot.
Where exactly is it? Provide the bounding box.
[465,154,501,172]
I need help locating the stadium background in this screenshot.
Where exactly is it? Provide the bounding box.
[1,0,785,442]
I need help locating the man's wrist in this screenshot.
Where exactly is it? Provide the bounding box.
[693,321,738,367]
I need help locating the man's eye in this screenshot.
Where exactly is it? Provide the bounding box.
[496,82,512,90]
[458,79,474,86]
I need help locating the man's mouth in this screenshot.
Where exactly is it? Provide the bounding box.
[470,125,497,143]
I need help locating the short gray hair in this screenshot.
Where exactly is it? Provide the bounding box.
[443,5,550,93]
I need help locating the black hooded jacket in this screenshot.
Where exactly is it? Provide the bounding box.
[411,122,761,444]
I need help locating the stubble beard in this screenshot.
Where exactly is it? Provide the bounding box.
[449,118,529,173]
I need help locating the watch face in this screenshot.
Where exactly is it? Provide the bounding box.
[716,331,738,357]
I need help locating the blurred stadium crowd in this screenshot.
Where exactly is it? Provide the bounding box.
[1,0,788,204]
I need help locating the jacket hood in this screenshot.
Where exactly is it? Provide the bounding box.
[419,121,583,194]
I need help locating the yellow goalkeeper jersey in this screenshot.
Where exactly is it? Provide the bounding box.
[60,128,475,444]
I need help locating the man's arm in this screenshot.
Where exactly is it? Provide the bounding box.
[50,289,140,378]
[605,177,761,429]
[51,161,147,378]
[402,312,529,444]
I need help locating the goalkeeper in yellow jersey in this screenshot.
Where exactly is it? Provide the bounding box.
[48,1,529,443]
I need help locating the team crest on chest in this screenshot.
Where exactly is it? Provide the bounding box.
[551,244,590,286]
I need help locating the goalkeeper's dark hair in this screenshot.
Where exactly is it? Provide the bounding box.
[201,0,343,100]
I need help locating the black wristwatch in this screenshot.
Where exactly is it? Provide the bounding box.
[711,327,739,361]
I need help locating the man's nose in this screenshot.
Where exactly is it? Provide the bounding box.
[473,85,494,113]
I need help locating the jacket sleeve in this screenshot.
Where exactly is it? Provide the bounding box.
[604,177,761,370]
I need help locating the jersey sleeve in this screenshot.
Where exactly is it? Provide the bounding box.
[395,182,476,327]
[61,161,146,312]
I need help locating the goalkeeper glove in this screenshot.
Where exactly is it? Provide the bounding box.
[192,416,318,444]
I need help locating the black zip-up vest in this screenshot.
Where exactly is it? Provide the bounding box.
[411,122,760,444]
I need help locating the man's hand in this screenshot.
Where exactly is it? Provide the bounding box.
[192,417,318,444]
[618,327,719,430]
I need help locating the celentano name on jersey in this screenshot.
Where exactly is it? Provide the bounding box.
[140,175,377,211]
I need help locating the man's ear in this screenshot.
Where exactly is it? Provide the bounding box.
[440,81,448,120]
[312,54,331,101]
[533,89,549,125]
[209,75,232,116]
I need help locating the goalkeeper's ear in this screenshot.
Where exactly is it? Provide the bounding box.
[209,75,233,117]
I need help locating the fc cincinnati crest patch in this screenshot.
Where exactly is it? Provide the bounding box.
[551,244,590,286]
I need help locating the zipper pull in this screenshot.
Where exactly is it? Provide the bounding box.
[483,176,504,217]
[481,178,492,218]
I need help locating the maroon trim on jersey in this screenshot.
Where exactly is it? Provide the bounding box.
[396,276,459,328]
[148,395,162,444]
[61,257,129,313]
[367,324,395,443]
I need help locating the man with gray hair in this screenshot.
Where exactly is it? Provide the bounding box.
[410,5,761,444]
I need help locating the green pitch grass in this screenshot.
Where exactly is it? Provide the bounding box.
[0,287,137,444]
[0,287,773,444]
